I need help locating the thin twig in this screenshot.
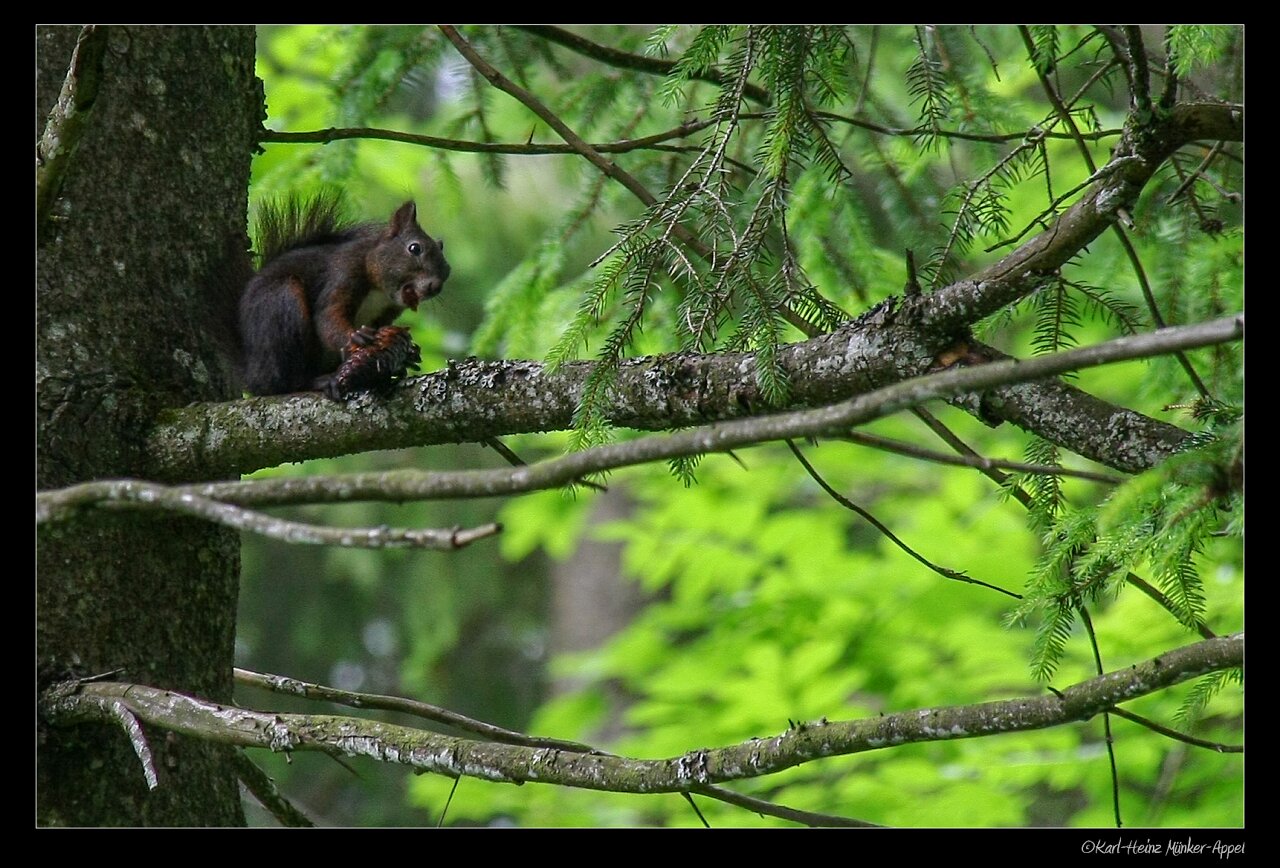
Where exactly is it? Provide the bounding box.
[107,698,159,790]
[688,784,881,828]
[260,116,760,155]
[815,109,1121,144]
[1124,573,1216,639]
[1165,141,1224,204]
[441,26,658,209]
[1107,706,1241,754]
[787,439,1022,599]
[513,25,773,106]
[985,156,1144,253]
[854,27,877,116]
[232,750,315,827]
[483,437,607,493]
[910,409,1221,640]
[235,667,602,754]
[910,408,1031,505]
[1078,606,1123,828]
[438,777,461,828]
[442,25,825,339]
[836,430,1123,484]
[682,793,711,827]
[1113,229,1211,399]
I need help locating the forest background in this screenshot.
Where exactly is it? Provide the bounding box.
[38,24,1244,828]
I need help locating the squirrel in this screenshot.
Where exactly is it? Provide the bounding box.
[235,192,450,399]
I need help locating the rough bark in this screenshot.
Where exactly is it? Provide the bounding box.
[36,25,258,826]
[43,633,1242,794]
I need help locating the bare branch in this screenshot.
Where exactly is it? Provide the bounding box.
[1018,26,1210,400]
[236,668,877,827]
[1166,141,1225,204]
[441,25,658,209]
[483,436,607,493]
[1124,574,1217,640]
[914,403,1222,640]
[109,697,159,790]
[35,479,503,549]
[688,784,880,828]
[40,633,1242,795]
[1076,606,1123,827]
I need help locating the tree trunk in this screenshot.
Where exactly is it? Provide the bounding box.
[37,25,258,826]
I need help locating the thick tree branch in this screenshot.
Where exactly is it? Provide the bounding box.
[148,67,1241,486]
[1019,28,1210,400]
[1123,26,1153,118]
[436,27,1240,459]
[40,633,1242,797]
[118,318,1243,511]
[146,312,1235,482]
[236,667,875,827]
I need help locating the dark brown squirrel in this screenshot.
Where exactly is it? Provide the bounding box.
[237,192,450,398]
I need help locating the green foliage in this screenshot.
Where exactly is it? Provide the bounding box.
[1167,26,1240,77]
[1175,666,1243,728]
[1026,26,1060,75]
[1013,423,1241,681]
[906,27,953,149]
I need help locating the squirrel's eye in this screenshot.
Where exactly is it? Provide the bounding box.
[438,239,445,252]
[408,242,423,256]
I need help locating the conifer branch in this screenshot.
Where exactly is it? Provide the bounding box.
[512,25,774,106]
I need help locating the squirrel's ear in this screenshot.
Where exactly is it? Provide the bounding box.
[389,201,418,235]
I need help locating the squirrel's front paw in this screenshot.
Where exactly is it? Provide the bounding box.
[342,325,381,360]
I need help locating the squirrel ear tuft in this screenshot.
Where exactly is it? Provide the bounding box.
[389,201,418,235]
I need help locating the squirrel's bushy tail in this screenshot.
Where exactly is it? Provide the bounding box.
[253,188,350,264]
